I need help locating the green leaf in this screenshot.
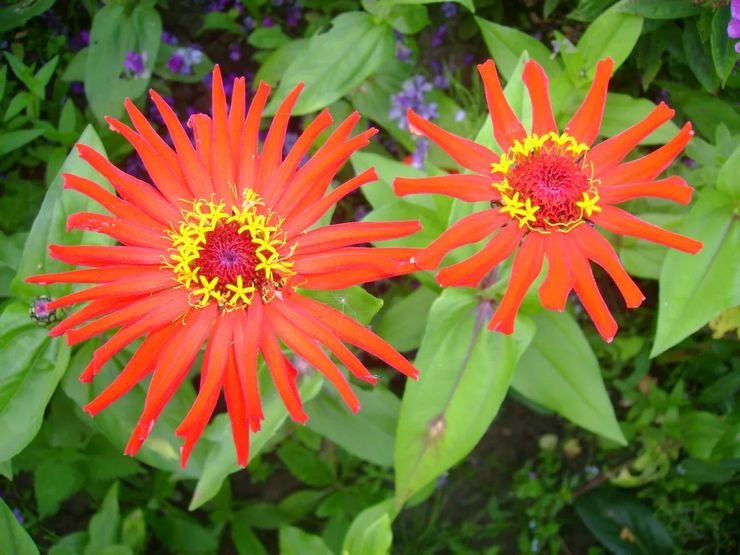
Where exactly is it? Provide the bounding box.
[231,525,268,555]
[254,39,309,86]
[659,81,740,138]
[0,303,71,462]
[85,483,120,555]
[0,459,11,480]
[512,311,626,444]
[680,411,728,460]
[618,213,683,280]
[373,287,439,352]
[364,0,430,34]
[189,372,323,510]
[84,3,162,121]
[12,125,114,302]
[617,0,703,19]
[0,497,39,555]
[575,486,674,555]
[277,442,335,487]
[394,289,534,504]
[151,515,218,555]
[475,17,560,81]
[0,129,45,156]
[62,342,207,478]
[600,93,680,144]
[34,459,84,518]
[248,26,290,49]
[279,526,333,555]
[342,498,394,555]
[265,12,394,116]
[306,385,399,467]
[711,8,738,86]
[576,8,643,76]
[297,287,383,326]
[652,191,739,356]
[377,0,475,13]
[200,11,246,36]
[682,17,719,93]
[716,145,740,198]
[120,509,146,554]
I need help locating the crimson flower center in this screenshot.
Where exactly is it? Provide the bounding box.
[198,221,265,291]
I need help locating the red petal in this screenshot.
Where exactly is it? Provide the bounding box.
[210,65,236,206]
[599,176,693,205]
[233,300,264,421]
[295,220,421,256]
[592,206,702,254]
[522,60,557,136]
[569,249,618,342]
[394,174,498,202]
[571,225,644,308]
[50,296,137,337]
[188,114,212,181]
[587,101,674,173]
[260,318,308,423]
[26,265,155,285]
[49,244,163,266]
[436,222,523,287]
[66,212,169,248]
[228,77,246,157]
[415,209,509,270]
[488,233,546,334]
[564,58,614,146]
[538,233,573,311]
[598,123,693,186]
[48,270,173,310]
[477,60,527,151]
[236,81,271,197]
[223,350,251,467]
[408,109,499,175]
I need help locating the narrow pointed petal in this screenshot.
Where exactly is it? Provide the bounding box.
[292,294,419,380]
[257,84,304,190]
[48,270,173,310]
[538,232,573,311]
[394,174,498,202]
[50,296,136,337]
[210,65,236,205]
[233,301,264,421]
[223,350,251,467]
[569,249,618,342]
[437,222,524,287]
[294,220,421,256]
[572,225,644,308]
[564,58,614,146]
[228,77,246,157]
[587,102,674,173]
[488,233,546,334]
[294,247,415,275]
[49,244,163,267]
[260,320,308,423]
[188,113,213,178]
[522,60,557,135]
[598,123,694,186]
[477,60,527,150]
[26,265,154,285]
[599,176,693,205]
[592,206,702,254]
[236,81,271,196]
[407,109,499,175]
[66,212,169,248]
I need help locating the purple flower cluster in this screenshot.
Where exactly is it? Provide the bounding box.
[729,0,740,53]
[441,2,458,18]
[162,30,178,45]
[389,75,439,130]
[123,51,149,79]
[70,30,89,52]
[431,24,447,48]
[394,31,413,63]
[167,46,204,75]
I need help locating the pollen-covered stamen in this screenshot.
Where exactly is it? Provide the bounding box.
[165,189,296,309]
[491,132,600,232]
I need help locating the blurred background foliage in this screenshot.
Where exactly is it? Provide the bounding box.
[0,0,738,553]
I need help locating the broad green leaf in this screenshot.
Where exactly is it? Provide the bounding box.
[254,39,309,86]
[247,26,290,49]
[298,287,383,326]
[62,342,208,478]
[189,372,323,510]
[512,311,626,444]
[350,151,427,209]
[600,93,680,144]
[120,509,146,554]
[577,9,643,76]
[377,0,474,13]
[0,459,11,480]
[394,289,534,504]
[0,303,71,462]
[680,411,728,460]
[279,526,333,555]
[682,17,719,93]
[85,3,162,121]
[575,486,674,555]
[150,515,219,555]
[374,287,439,352]
[617,0,703,19]
[342,498,394,555]
[0,497,39,555]
[200,11,247,37]
[659,82,740,138]
[618,212,684,280]
[476,17,560,81]
[716,145,740,197]
[34,459,84,518]
[710,8,738,86]
[363,0,430,34]
[85,483,120,555]
[11,125,113,302]
[265,12,394,116]
[0,129,45,156]
[652,191,739,356]
[0,0,54,33]
[306,385,400,467]
[277,442,335,487]
[231,525,269,555]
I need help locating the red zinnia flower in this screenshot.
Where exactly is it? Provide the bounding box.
[394,58,702,341]
[28,67,419,467]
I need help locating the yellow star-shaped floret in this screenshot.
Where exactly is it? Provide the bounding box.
[226,275,255,306]
[575,192,602,218]
[192,275,221,306]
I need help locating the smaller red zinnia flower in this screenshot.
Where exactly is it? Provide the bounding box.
[28,67,420,467]
[394,58,702,341]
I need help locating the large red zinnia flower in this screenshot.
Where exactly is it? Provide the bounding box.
[28,67,419,467]
[394,58,702,342]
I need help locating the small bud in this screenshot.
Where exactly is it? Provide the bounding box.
[30,295,61,326]
[562,438,582,458]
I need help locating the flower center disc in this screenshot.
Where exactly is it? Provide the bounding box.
[166,190,295,309]
[491,132,601,233]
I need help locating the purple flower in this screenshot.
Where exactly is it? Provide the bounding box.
[286,5,303,27]
[262,17,274,28]
[168,47,203,75]
[167,53,184,74]
[123,51,148,79]
[394,31,413,63]
[463,52,475,66]
[433,73,449,89]
[229,43,241,61]
[431,24,447,48]
[454,109,466,122]
[70,30,90,51]
[69,81,84,95]
[12,508,24,525]
[223,72,239,95]
[162,31,178,45]
[207,0,230,11]
[733,0,740,19]
[411,139,430,169]
[441,2,458,18]
[389,75,439,130]
[243,16,255,31]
